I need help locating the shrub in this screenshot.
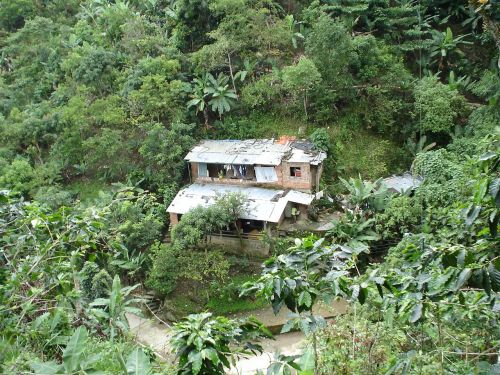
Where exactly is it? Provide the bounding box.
[413,77,468,134]
[412,149,462,182]
[317,306,407,374]
[108,189,165,251]
[91,269,113,300]
[309,128,330,152]
[146,242,230,299]
[145,242,180,296]
[80,261,99,301]
[375,196,422,240]
[240,74,283,110]
[33,186,74,209]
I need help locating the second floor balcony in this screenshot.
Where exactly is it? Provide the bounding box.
[192,163,280,186]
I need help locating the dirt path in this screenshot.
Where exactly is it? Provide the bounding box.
[126,300,348,374]
[126,312,173,361]
[230,331,305,375]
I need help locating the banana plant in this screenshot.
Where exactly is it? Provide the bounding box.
[327,212,379,251]
[285,15,304,49]
[340,176,389,212]
[31,326,100,374]
[405,134,436,156]
[429,27,472,71]
[117,347,153,375]
[187,75,210,127]
[188,73,238,126]
[89,275,144,340]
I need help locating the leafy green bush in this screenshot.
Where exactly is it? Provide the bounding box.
[375,196,422,240]
[0,158,61,196]
[317,306,407,374]
[412,149,462,182]
[309,128,330,152]
[332,128,408,179]
[171,313,268,375]
[413,77,468,134]
[146,241,230,298]
[33,186,74,209]
[145,242,180,296]
[91,269,113,300]
[80,261,100,301]
[413,149,468,206]
[138,122,196,188]
[240,74,284,110]
[107,188,165,251]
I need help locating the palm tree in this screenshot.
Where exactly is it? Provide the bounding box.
[187,73,238,127]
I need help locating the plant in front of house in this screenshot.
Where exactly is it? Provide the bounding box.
[242,235,362,373]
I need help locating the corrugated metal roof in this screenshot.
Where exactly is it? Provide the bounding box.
[185,139,326,166]
[287,149,327,165]
[167,184,315,223]
[285,190,314,205]
[383,172,423,193]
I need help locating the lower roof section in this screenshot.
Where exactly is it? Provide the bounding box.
[167,183,315,223]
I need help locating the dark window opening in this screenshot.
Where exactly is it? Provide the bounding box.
[208,164,225,178]
[290,166,302,177]
[241,219,264,233]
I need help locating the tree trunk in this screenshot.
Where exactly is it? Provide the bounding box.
[303,91,308,121]
[203,107,210,128]
[234,219,243,251]
[227,53,237,94]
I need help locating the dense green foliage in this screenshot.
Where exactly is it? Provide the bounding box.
[1,0,499,373]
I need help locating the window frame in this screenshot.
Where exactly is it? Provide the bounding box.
[290,166,302,178]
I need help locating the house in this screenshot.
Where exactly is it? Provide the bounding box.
[167,138,327,233]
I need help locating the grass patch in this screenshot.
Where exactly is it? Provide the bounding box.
[207,295,267,316]
[213,113,311,140]
[206,274,268,316]
[329,127,409,180]
[163,274,268,318]
[168,294,203,317]
[250,113,310,138]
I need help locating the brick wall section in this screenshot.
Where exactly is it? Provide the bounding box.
[275,165,284,186]
[280,162,312,191]
[190,162,199,180]
[169,212,179,225]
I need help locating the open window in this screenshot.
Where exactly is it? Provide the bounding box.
[290,166,302,178]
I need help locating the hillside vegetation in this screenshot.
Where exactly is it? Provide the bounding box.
[0,0,499,374]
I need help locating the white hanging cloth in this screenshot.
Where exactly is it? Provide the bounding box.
[255,167,278,182]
